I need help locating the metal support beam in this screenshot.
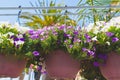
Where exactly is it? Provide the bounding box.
[0,6,120,10]
[0,12,118,16]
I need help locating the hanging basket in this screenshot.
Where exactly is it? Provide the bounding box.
[45,50,80,79]
[99,52,120,80]
[0,54,26,78]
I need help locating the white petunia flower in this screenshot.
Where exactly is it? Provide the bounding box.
[92,36,98,41]
[7,39,14,44]
[0,22,12,28]
[106,41,110,46]
[41,32,45,35]
[7,32,14,37]
[13,23,30,33]
[83,21,105,33]
[0,38,3,43]
[15,40,24,45]
[18,27,30,33]
[17,34,23,39]
[2,34,8,37]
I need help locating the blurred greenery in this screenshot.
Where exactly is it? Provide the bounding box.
[77,0,120,26]
[80,60,106,80]
[20,0,76,29]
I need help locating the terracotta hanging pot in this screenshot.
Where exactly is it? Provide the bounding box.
[99,52,120,80]
[0,54,26,78]
[45,50,80,79]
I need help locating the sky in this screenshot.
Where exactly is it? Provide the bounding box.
[0,0,79,80]
[0,0,79,24]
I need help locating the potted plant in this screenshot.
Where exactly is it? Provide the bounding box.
[85,18,120,80]
[0,22,34,78]
[27,25,96,79]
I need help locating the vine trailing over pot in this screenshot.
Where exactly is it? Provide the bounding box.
[27,25,98,73]
[80,17,120,80]
[0,22,34,58]
[0,22,39,77]
[85,17,120,66]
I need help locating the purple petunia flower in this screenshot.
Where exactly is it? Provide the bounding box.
[28,30,34,35]
[41,71,47,74]
[85,34,91,39]
[73,31,78,35]
[82,48,95,56]
[36,29,43,34]
[10,35,15,39]
[33,51,39,56]
[20,38,25,41]
[98,54,107,60]
[58,26,65,30]
[40,31,45,36]
[30,34,39,40]
[64,33,68,37]
[69,45,73,48]
[73,38,81,43]
[37,65,42,71]
[82,48,88,52]
[85,34,91,42]
[77,39,81,42]
[40,38,45,41]
[64,40,68,43]
[93,47,96,51]
[64,33,72,39]
[87,50,95,56]
[93,61,99,67]
[67,26,73,29]
[57,40,61,44]
[112,37,119,42]
[53,31,58,35]
[69,36,72,39]
[14,37,19,41]
[106,32,114,37]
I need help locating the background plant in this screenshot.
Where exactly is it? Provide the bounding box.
[20,0,76,29]
[77,0,120,26]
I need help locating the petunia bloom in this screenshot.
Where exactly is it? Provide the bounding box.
[98,54,107,60]
[112,37,119,42]
[28,30,34,35]
[73,31,78,35]
[30,34,39,40]
[93,61,99,67]
[106,32,114,37]
[87,50,95,56]
[85,34,91,42]
[58,26,65,30]
[33,51,40,56]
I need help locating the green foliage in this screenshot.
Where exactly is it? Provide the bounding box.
[80,60,106,80]
[0,23,34,59]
